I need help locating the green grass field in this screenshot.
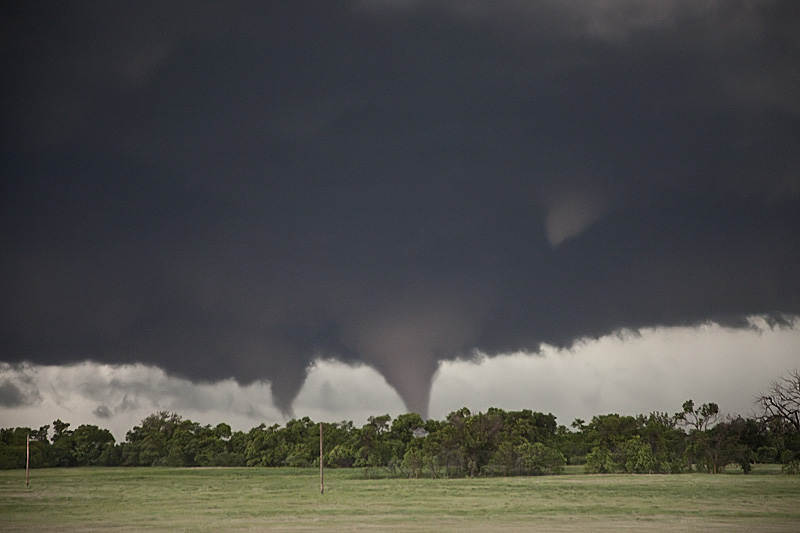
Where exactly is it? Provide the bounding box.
[1,466,798,532]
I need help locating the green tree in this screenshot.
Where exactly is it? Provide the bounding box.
[445,408,504,477]
[692,416,748,474]
[583,412,686,474]
[500,409,558,446]
[71,425,115,466]
[676,400,719,432]
[387,413,425,460]
[353,417,393,469]
[281,417,319,467]
[244,424,286,467]
[0,428,30,469]
[122,411,182,466]
[51,419,75,466]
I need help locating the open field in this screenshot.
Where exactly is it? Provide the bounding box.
[1,466,798,532]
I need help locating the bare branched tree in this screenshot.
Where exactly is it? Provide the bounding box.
[757,369,800,433]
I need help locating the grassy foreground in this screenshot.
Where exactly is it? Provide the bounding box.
[1,466,798,532]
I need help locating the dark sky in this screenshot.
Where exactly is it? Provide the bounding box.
[2,1,799,417]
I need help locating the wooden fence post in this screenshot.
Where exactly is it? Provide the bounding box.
[320,422,324,495]
[26,433,30,487]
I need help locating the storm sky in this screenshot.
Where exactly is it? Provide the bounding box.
[2,1,799,428]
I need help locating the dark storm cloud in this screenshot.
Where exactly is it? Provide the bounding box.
[2,1,799,417]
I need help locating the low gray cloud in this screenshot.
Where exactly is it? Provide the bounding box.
[0,365,42,408]
[93,405,113,419]
[0,381,28,408]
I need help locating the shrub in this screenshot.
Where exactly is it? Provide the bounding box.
[402,447,425,478]
[756,446,778,464]
[621,436,655,473]
[782,459,800,475]
[585,446,619,474]
[780,449,796,464]
[517,442,566,475]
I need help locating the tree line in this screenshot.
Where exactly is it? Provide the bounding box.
[3,371,799,476]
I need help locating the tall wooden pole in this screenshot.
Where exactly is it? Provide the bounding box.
[319,422,324,495]
[26,433,30,487]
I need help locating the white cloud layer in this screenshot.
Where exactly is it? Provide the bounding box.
[430,318,800,424]
[0,363,282,440]
[1,318,798,440]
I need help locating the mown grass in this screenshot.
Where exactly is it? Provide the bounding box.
[1,465,798,531]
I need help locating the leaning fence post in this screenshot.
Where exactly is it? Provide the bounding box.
[26,433,30,487]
